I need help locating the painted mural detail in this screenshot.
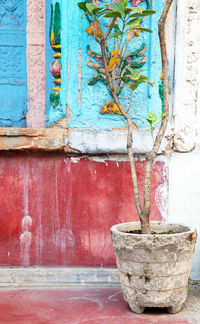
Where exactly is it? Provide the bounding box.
[0,47,24,80]
[87,43,147,114]
[85,1,149,115]
[26,0,46,128]
[49,1,62,127]
[0,0,24,28]
[0,0,27,127]
[89,0,149,8]
[59,0,162,129]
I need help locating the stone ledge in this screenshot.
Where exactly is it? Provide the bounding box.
[0,267,119,288]
[0,128,69,152]
[0,127,171,154]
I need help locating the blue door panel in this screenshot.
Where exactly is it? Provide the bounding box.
[0,0,27,127]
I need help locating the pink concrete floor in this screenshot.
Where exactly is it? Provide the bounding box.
[0,286,199,324]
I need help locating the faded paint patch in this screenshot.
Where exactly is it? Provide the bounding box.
[54,229,75,253]
[20,216,33,266]
[80,230,115,262]
[70,157,81,164]
[22,216,33,232]
[0,153,164,267]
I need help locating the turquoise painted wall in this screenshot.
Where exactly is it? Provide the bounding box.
[0,0,27,127]
[46,0,54,126]
[50,0,164,129]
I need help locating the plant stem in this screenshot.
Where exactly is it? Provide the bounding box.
[112,22,126,92]
[100,39,143,221]
[142,0,174,226]
[94,0,174,234]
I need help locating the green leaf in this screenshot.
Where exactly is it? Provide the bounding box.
[130,70,141,80]
[88,74,101,86]
[80,12,88,19]
[124,8,132,15]
[86,3,97,13]
[103,11,122,18]
[137,75,153,87]
[147,112,158,125]
[122,0,128,8]
[107,30,123,39]
[142,10,156,15]
[78,2,89,12]
[129,7,143,14]
[92,8,102,15]
[126,66,134,74]
[127,18,140,27]
[129,83,139,91]
[135,27,153,33]
[109,3,125,17]
[97,9,110,18]
[129,10,156,18]
[105,24,121,31]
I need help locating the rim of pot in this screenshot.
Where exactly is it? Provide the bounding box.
[111,221,196,238]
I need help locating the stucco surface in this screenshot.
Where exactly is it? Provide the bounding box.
[0,152,165,267]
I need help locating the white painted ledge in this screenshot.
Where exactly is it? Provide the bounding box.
[68,128,169,154]
[0,127,170,154]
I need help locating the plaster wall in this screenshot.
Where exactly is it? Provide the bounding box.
[0,152,166,267]
[168,0,200,279]
[0,0,200,281]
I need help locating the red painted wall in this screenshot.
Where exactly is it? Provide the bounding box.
[0,152,167,267]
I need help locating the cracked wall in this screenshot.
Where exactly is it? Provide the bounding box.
[169,0,200,280]
[173,0,200,152]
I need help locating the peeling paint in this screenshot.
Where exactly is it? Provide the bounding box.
[0,153,164,267]
[71,157,81,164]
[20,231,32,266]
[22,216,32,232]
[53,229,75,253]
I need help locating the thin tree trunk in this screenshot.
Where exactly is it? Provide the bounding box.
[100,40,144,221]
[142,0,174,227]
[98,0,174,234]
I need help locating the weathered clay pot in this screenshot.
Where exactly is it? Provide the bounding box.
[111,221,197,314]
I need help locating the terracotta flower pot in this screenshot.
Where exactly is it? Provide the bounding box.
[111,221,197,314]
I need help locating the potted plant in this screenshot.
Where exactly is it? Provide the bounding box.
[77,0,197,314]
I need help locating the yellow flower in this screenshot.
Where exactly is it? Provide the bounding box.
[85,20,103,38]
[101,101,122,115]
[130,24,142,37]
[108,50,121,72]
[85,27,93,35]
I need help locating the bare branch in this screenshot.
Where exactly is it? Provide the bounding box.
[100,39,143,220]
[93,34,101,44]
[104,18,117,40]
[142,0,174,225]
